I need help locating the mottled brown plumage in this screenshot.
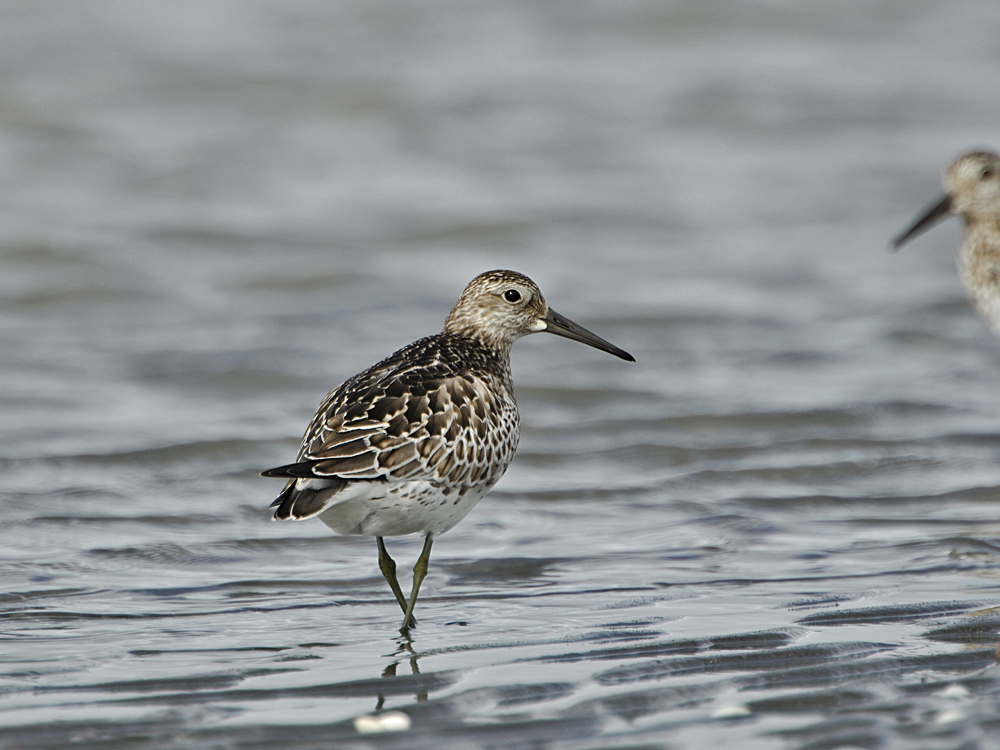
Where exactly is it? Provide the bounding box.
[262,269,633,632]
[264,332,518,530]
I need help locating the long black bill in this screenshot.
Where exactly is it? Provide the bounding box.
[891,195,953,251]
[541,308,635,362]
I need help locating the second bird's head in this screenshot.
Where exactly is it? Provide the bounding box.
[893,150,1000,250]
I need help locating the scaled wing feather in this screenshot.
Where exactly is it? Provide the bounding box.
[264,333,519,521]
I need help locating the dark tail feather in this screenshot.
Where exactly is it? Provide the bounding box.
[270,478,348,521]
[261,461,323,478]
[269,480,296,509]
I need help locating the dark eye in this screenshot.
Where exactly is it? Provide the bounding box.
[982,167,995,180]
[504,289,522,303]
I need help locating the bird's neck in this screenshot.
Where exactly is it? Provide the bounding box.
[960,217,1000,264]
[439,329,513,371]
[958,219,1000,332]
[441,320,514,358]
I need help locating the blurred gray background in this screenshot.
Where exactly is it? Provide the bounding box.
[4,2,1000,749]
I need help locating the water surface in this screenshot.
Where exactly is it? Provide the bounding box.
[4,2,1000,748]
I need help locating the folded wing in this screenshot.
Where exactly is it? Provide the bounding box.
[264,372,515,520]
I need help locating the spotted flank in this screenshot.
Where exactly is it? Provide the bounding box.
[263,269,634,632]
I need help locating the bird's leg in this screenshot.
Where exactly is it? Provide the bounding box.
[377,537,415,628]
[400,534,434,635]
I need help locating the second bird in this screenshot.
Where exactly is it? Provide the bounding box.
[893,150,1000,335]
[263,270,634,633]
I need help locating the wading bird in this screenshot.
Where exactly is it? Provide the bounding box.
[263,270,634,632]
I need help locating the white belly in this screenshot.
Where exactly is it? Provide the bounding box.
[316,480,492,537]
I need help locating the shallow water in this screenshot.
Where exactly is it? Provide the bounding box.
[4,1,1000,748]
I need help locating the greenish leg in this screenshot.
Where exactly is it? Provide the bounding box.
[400,534,434,635]
[377,537,415,628]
